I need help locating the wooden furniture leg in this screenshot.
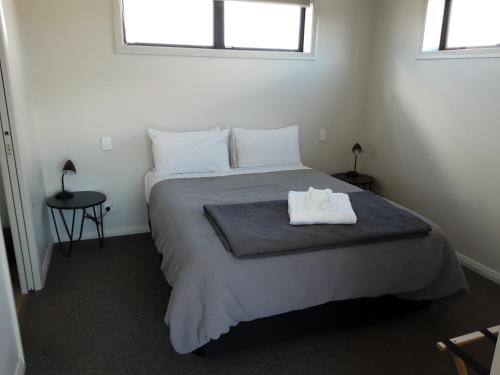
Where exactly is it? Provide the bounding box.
[437,325,499,375]
[450,353,469,375]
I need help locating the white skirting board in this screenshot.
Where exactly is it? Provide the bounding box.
[40,242,54,290]
[49,224,150,243]
[51,223,149,245]
[457,252,500,286]
[79,224,150,241]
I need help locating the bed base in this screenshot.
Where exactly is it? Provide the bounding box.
[194,296,431,356]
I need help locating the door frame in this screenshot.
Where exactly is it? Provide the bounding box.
[0,1,42,293]
[0,67,34,292]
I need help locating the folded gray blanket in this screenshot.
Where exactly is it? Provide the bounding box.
[204,191,432,259]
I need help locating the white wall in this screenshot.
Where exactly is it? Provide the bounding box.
[0,0,53,289]
[15,0,375,238]
[0,228,24,375]
[362,0,500,276]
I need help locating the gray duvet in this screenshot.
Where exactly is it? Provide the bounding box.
[149,169,468,354]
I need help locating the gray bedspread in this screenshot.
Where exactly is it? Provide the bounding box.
[204,192,432,259]
[149,169,468,354]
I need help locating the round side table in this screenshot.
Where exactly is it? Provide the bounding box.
[46,191,106,257]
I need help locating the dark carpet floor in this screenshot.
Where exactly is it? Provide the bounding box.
[22,234,500,375]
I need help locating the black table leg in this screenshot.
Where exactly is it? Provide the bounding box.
[93,205,104,248]
[54,208,86,257]
[99,203,104,247]
[77,208,86,241]
[59,209,75,257]
[50,208,66,257]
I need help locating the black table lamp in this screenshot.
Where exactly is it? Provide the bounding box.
[346,143,363,178]
[55,160,76,200]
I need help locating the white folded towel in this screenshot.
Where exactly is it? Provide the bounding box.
[288,190,357,225]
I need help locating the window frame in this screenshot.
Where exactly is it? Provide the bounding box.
[417,0,500,60]
[114,0,317,60]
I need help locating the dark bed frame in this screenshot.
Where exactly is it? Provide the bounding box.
[194,296,431,356]
[148,206,431,356]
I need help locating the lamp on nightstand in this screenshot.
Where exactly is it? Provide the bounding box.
[346,143,363,178]
[55,160,76,200]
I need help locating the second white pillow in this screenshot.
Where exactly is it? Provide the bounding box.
[232,125,302,168]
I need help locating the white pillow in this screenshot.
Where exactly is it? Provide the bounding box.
[232,125,301,168]
[148,128,230,175]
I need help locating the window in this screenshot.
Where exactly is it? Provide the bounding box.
[122,0,214,47]
[224,2,305,51]
[422,0,500,52]
[118,0,315,57]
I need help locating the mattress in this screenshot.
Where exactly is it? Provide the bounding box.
[148,168,468,354]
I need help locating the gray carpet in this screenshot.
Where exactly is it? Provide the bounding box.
[22,234,499,375]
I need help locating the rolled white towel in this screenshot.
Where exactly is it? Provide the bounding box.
[288,191,357,225]
[306,187,335,211]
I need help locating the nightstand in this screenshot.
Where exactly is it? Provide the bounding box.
[332,173,375,191]
[47,191,106,257]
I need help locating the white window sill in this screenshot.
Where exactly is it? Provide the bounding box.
[417,47,500,60]
[115,43,317,61]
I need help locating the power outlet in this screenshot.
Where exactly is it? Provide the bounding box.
[101,137,112,151]
[104,202,118,213]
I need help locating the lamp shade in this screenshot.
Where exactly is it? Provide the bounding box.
[62,160,76,175]
[352,143,363,155]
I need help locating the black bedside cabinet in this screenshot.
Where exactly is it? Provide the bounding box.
[332,173,375,191]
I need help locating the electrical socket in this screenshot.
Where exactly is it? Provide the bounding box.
[104,202,118,213]
[101,137,112,151]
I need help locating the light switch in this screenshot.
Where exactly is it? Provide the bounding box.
[101,137,112,151]
[319,129,327,142]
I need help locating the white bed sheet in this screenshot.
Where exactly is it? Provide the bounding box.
[144,164,308,203]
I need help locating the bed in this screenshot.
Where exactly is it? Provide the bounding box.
[146,165,468,355]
